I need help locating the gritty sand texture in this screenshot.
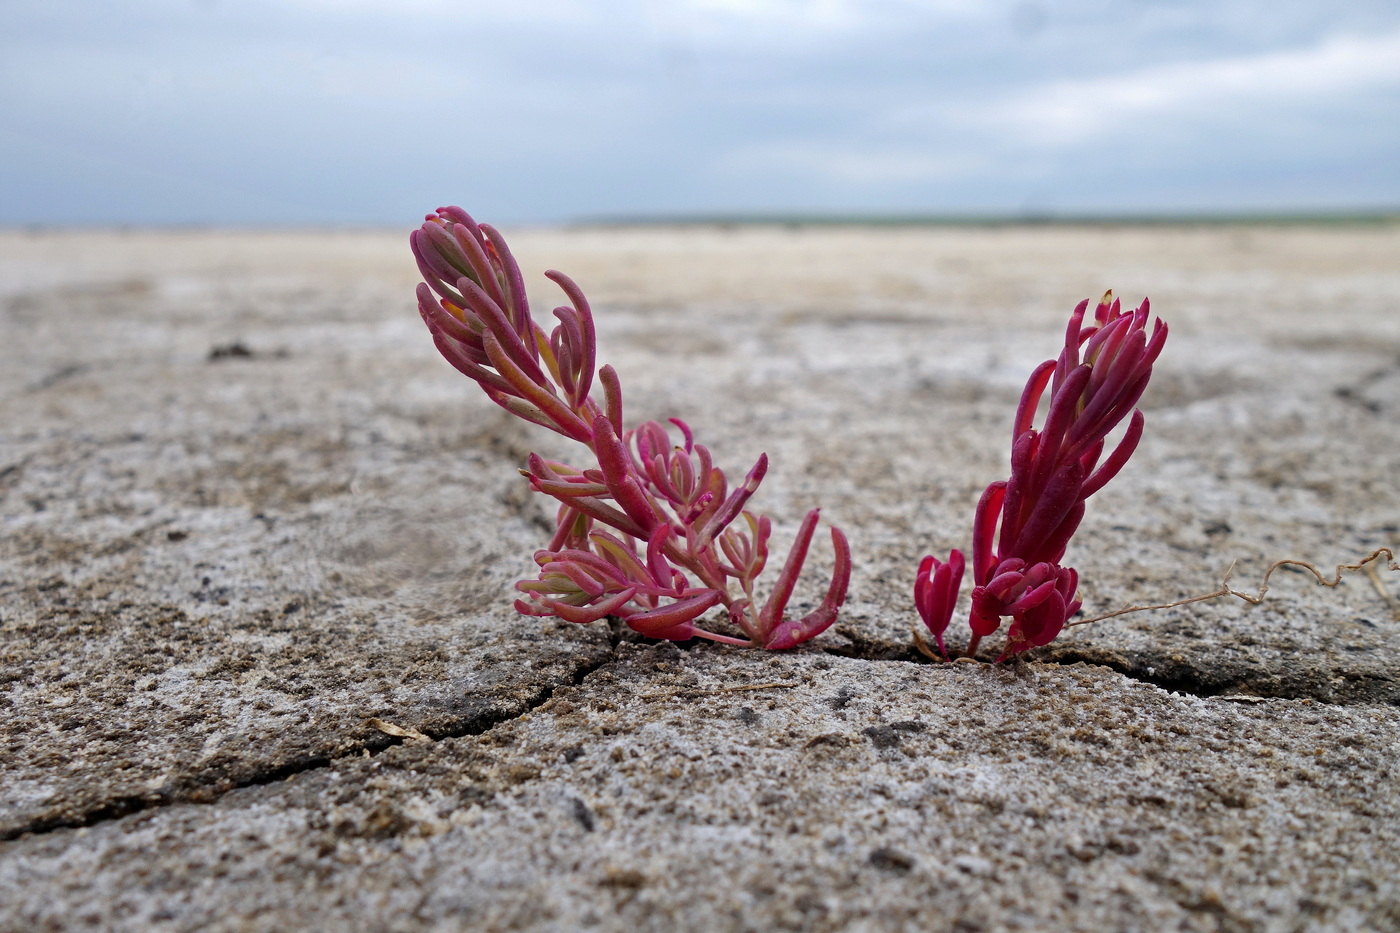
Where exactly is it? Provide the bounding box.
[1,223,1398,931]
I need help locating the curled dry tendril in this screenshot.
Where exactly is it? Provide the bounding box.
[1066,546,1400,628]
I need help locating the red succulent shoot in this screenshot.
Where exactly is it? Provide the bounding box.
[916,292,1165,661]
[414,206,849,649]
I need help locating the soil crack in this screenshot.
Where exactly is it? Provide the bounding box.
[0,648,617,843]
[823,626,1398,706]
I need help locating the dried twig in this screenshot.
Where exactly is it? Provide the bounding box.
[367,717,432,743]
[911,626,941,662]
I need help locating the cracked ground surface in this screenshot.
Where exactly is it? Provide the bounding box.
[2,224,1398,931]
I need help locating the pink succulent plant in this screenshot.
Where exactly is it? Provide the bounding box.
[412,206,850,648]
[916,293,1167,661]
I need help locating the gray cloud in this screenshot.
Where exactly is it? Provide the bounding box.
[1,0,1397,223]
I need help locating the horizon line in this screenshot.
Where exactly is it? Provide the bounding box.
[3,207,1399,233]
[572,208,1400,228]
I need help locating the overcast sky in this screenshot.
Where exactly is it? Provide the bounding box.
[2,0,1397,225]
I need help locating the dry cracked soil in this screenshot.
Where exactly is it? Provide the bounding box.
[1,222,1398,932]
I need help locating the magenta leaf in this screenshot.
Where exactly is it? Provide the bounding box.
[913,549,965,659]
[762,525,852,650]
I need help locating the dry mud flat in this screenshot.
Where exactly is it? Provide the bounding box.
[1,223,1398,931]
